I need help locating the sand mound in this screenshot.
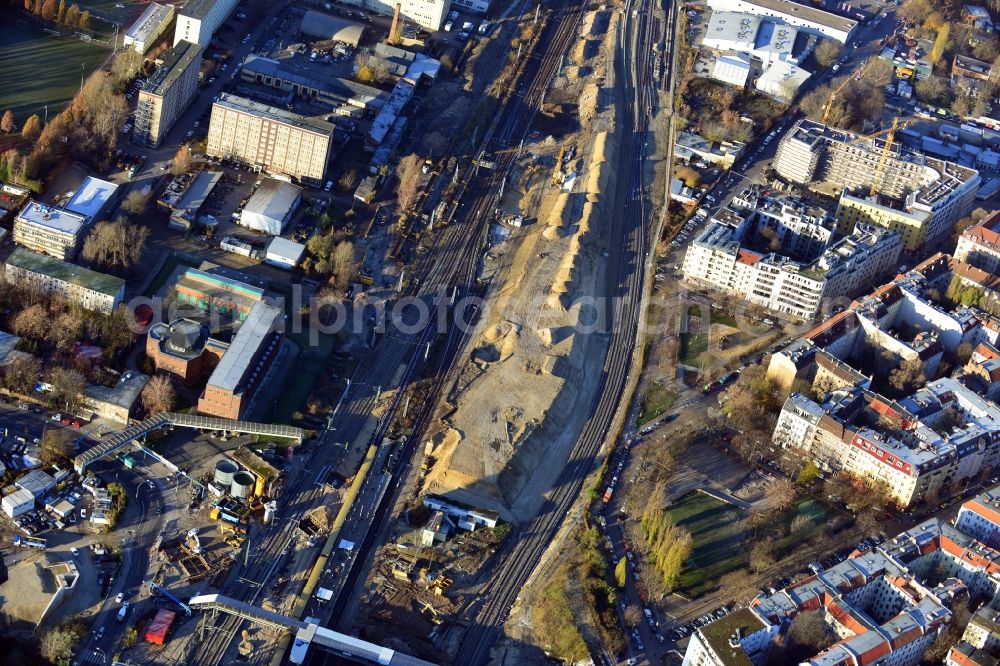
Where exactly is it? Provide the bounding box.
[542,191,572,240]
[476,321,519,364]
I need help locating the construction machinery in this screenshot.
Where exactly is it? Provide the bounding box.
[870,116,905,196]
[185,528,203,555]
[148,581,193,616]
[418,600,442,625]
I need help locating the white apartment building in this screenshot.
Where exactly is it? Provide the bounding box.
[707,0,857,42]
[14,201,88,260]
[173,0,239,45]
[336,0,453,30]
[775,119,981,251]
[956,211,1000,273]
[956,488,1000,549]
[3,248,125,315]
[206,94,335,184]
[772,376,1000,507]
[134,40,203,148]
[682,189,901,319]
[685,545,953,666]
[123,2,175,54]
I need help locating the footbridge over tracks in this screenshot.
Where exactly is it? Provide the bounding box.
[73,412,304,473]
[188,594,439,666]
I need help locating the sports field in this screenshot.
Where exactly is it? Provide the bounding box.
[0,20,108,125]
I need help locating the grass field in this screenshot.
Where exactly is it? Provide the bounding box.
[637,383,678,425]
[678,332,707,365]
[669,492,829,597]
[0,21,109,125]
[669,492,747,597]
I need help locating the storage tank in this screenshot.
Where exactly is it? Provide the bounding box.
[263,500,277,525]
[214,460,238,487]
[231,472,255,498]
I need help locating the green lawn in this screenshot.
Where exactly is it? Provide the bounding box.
[668,492,748,597]
[637,383,678,425]
[678,332,708,365]
[773,500,827,558]
[668,492,829,598]
[711,311,739,328]
[0,20,109,126]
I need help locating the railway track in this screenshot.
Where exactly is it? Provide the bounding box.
[452,0,661,661]
[184,0,627,662]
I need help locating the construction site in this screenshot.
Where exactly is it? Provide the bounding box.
[344,3,637,659]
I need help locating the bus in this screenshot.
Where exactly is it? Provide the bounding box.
[117,453,137,469]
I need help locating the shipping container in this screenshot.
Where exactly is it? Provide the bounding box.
[144,609,176,645]
[118,453,137,469]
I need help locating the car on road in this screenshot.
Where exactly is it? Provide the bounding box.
[71,547,79,557]
[61,417,71,425]
[115,592,124,603]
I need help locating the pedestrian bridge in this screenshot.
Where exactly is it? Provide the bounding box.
[187,594,438,666]
[73,412,304,473]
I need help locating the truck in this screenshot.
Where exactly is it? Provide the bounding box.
[13,535,47,549]
[117,601,130,622]
[117,453,137,469]
[602,486,614,503]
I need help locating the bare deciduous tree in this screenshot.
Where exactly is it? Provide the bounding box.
[396,154,424,212]
[0,110,14,134]
[141,374,176,415]
[3,355,41,395]
[82,217,150,270]
[21,114,42,141]
[47,366,86,413]
[172,144,194,175]
[13,303,49,340]
[331,241,358,290]
[121,189,150,217]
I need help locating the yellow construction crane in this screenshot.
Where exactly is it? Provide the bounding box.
[869,116,904,197]
[821,57,874,125]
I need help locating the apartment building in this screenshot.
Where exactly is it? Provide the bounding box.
[684,545,953,665]
[947,607,1000,666]
[957,488,1000,550]
[335,0,453,30]
[706,0,858,42]
[173,0,239,46]
[3,248,125,315]
[197,301,284,420]
[956,211,1000,273]
[134,40,203,148]
[682,187,901,319]
[836,191,932,252]
[775,119,981,251]
[206,93,335,184]
[14,201,88,260]
[123,2,175,54]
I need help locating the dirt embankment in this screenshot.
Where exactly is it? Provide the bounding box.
[422,9,622,523]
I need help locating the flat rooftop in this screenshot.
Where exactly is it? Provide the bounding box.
[240,54,386,108]
[17,200,87,235]
[215,93,335,136]
[179,0,224,20]
[6,248,125,298]
[244,178,302,221]
[176,170,223,211]
[145,39,203,98]
[84,372,149,410]
[705,11,761,47]
[65,176,118,221]
[733,0,857,33]
[698,608,766,666]
[207,301,283,393]
[126,2,174,43]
